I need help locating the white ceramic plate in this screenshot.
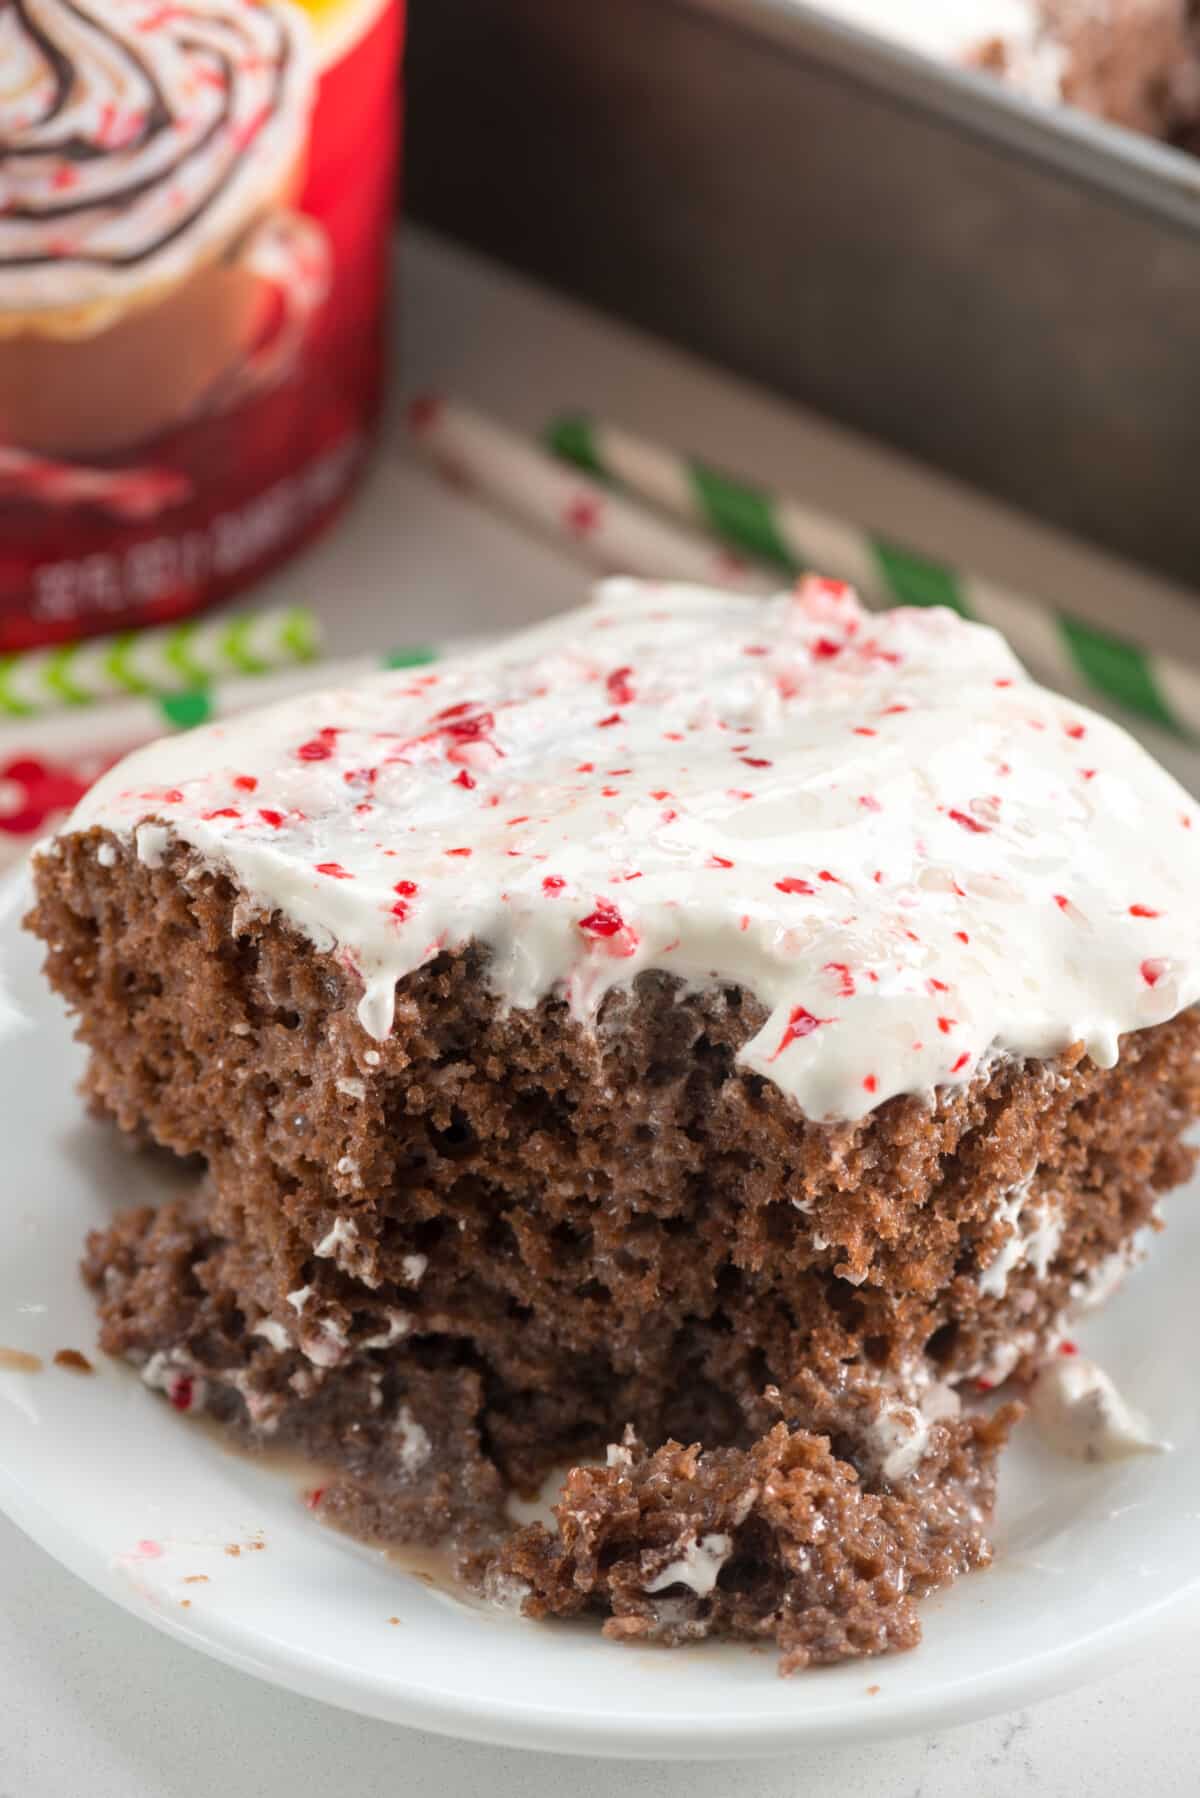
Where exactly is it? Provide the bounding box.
[2,870,1199,1760]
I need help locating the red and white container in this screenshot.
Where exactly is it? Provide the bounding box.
[0,0,403,650]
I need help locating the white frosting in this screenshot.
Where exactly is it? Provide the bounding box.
[314,1216,357,1259]
[977,1172,1064,1298]
[645,1532,732,1596]
[252,1317,292,1352]
[1031,1352,1167,1461]
[868,1380,961,1481]
[806,0,1068,99]
[1,0,315,317]
[61,579,1200,1125]
[393,1404,432,1478]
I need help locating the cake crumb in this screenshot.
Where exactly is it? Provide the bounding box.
[53,1348,94,1373]
[0,1347,43,1373]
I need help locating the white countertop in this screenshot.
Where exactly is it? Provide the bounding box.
[6,227,1200,1795]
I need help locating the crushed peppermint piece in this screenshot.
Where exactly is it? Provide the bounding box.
[68,577,1200,1127]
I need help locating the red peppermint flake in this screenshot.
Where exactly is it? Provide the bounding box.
[1182,813,1193,830]
[1064,722,1086,740]
[596,714,622,729]
[578,901,625,938]
[303,1486,325,1511]
[508,815,530,825]
[259,809,285,828]
[442,710,495,742]
[1141,958,1167,988]
[955,930,970,945]
[882,704,909,716]
[743,645,769,658]
[315,862,352,879]
[776,877,815,896]
[565,495,603,537]
[951,1052,971,1073]
[804,577,850,603]
[542,875,566,893]
[825,962,855,997]
[927,977,949,993]
[297,728,339,762]
[167,1374,194,1412]
[394,880,418,897]
[391,901,410,920]
[233,774,257,792]
[863,1074,878,1094]
[852,726,878,738]
[773,1006,832,1058]
[453,769,476,789]
[434,701,474,720]
[606,666,636,705]
[661,808,679,823]
[601,786,621,797]
[948,808,989,835]
[975,1378,994,1393]
[707,854,735,869]
[1057,1339,1079,1357]
[858,795,882,813]
[740,756,772,768]
[728,789,753,801]
[937,1016,955,1034]
[650,789,672,801]
[994,678,1013,689]
[1129,904,1160,918]
[818,869,843,885]
[608,768,632,777]
[1053,894,1070,912]
[1080,768,1097,782]
[445,847,472,858]
[811,638,842,660]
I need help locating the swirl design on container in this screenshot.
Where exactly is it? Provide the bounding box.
[0,0,314,316]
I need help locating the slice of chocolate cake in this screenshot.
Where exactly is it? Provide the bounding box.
[27,577,1200,1672]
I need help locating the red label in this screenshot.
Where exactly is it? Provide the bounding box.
[0,0,403,650]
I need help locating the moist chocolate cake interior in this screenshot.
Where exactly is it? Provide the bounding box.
[28,829,1200,1672]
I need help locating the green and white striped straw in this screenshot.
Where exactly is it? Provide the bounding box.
[548,414,1200,740]
[0,644,458,774]
[0,604,322,719]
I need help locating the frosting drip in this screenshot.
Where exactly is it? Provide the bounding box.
[63,578,1200,1124]
[0,0,312,313]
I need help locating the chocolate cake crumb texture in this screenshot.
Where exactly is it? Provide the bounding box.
[27,579,1200,1672]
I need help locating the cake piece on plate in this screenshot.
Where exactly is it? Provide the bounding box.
[815,0,1200,142]
[27,578,1200,1671]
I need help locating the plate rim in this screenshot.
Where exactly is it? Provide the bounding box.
[3,861,1198,1758]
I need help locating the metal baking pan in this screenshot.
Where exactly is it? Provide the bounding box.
[406,0,1200,586]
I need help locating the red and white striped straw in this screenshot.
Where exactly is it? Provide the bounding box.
[404,393,775,595]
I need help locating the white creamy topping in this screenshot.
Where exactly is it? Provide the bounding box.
[977,1172,1064,1298]
[1,0,315,316]
[645,1532,733,1597]
[867,1380,961,1481]
[806,0,1068,98]
[1031,1352,1168,1461]
[253,1317,292,1352]
[314,1216,357,1258]
[393,1403,432,1478]
[63,579,1200,1124]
